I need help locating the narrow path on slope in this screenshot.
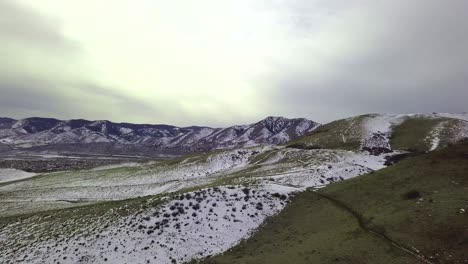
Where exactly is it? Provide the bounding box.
[311,190,434,264]
[342,118,357,143]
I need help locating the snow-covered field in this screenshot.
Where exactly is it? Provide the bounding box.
[1,184,296,264]
[0,148,262,217]
[256,149,386,188]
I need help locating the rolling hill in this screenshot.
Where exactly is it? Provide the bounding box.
[201,140,468,264]
[287,113,468,152]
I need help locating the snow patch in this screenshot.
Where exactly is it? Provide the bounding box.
[361,114,405,149]
[427,121,448,151]
[0,169,38,183]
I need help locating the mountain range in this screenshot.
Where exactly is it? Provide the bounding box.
[0,116,319,155]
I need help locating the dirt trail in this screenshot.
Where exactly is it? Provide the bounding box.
[312,190,434,264]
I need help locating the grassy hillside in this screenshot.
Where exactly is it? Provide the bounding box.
[286,114,369,150]
[286,114,468,152]
[200,141,468,264]
[390,117,467,152]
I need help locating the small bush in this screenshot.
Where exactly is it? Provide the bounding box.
[402,190,421,200]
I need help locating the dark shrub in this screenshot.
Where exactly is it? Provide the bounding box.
[402,190,421,200]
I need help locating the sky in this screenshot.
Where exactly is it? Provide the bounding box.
[1,0,467,127]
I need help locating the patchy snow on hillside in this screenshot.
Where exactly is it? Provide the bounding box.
[258,150,386,188]
[435,113,468,122]
[0,146,397,264]
[0,142,406,264]
[90,162,142,171]
[0,148,262,208]
[427,121,448,151]
[361,115,405,149]
[295,119,319,135]
[2,184,297,264]
[0,168,37,183]
[451,120,468,141]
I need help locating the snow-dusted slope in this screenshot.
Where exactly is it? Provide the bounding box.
[0,116,319,153]
[0,146,390,264]
[435,112,468,121]
[2,184,296,264]
[232,148,388,189]
[290,113,468,152]
[0,168,37,183]
[0,148,263,216]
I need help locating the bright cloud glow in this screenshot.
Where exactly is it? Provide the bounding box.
[1,0,467,125]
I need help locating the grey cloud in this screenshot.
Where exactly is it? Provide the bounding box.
[0,0,167,124]
[265,0,468,122]
[0,0,79,52]
[0,78,68,115]
[74,83,177,122]
[1,0,467,126]
[0,76,170,124]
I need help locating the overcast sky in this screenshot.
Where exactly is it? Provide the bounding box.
[1,0,467,126]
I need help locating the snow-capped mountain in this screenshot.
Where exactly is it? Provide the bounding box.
[0,116,319,154]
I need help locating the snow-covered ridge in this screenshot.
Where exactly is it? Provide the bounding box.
[0,116,320,153]
[433,112,468,121]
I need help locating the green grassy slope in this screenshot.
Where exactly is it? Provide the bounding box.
[200,141,468,264]
[389,117,464,152]
[286,114,467,152]
[286,115,368,150]
[322,141,468,262]
[197,190,420,264]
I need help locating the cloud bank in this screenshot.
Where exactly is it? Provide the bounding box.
[1,0,467,126]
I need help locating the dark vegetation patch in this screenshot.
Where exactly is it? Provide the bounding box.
[383,152,420,166]
[0,157,147,173]
[362,147,392,156]
[402,190,421,200]
[286,143,322,150]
